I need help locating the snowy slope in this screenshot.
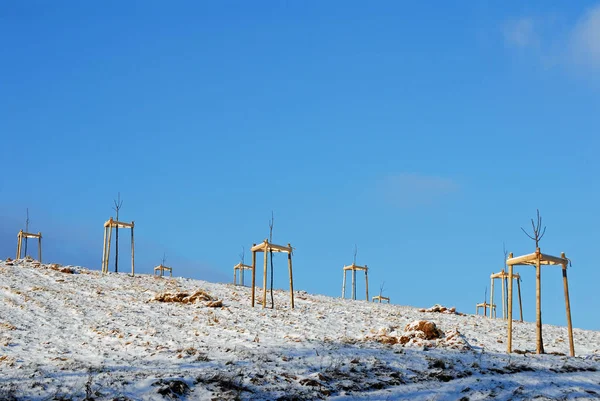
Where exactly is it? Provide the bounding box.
[1,259,599,400]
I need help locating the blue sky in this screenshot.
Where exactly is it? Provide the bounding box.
[2,2,600,332]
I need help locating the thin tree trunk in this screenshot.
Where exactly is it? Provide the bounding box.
[536,253,544,354]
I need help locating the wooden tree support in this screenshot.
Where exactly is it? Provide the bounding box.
[341,263,369,301]
[506,248,574,357]
[101,217,135,277]
[476,302,496,317]
[233,262,253,286]
[16,230,42,263]
[490,270,523,321]
[372,295,390,303]
[250,239,294,309]
[154,264,172,277]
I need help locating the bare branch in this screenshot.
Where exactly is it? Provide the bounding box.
[521,209,547,248]
[539,226,547,241]
[353,244,358,265]
[239,246,245,265]
[520,227,536,240]
[112,192,123,216]
[112,192,124,273]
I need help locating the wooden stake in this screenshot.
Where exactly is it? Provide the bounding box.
[364,267,369,301]
[251,245,256,307]
[262,245,268,308]
[106,223,113,274]
[102,226,108,274]
[490,276,494,319]
[130,224,135,277]
[561,252,574,357]
[342,268,346,298]
[501,270,506,319]
[507,253,514,353]
[352,267,356,300]
[536,247,544,354]
[105,226,110,273]
[288,244,294,309]
[38,233,42,263]
[16,231,22,260]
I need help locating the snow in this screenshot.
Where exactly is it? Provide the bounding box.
[1,259,599,400]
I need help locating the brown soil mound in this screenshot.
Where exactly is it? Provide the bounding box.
[153,289,222,307]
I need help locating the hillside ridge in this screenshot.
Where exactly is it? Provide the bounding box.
[1,259,599,400]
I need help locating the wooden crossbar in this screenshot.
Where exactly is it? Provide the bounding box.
[507,251,567,266]
[476,302,496,318]
[251,240,292,254]
[490,271,521,280]
[19,232,42,239]
[154,264,172,277]
[372,295,390,303]
[104,219,134,229]
[343,264,368,271]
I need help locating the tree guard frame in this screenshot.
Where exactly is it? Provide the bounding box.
[490,270,523,321]
[233,262,252,286]
[102,217,135,276]
[250,239,295,309]
[154,264,172,277]
[506,248,574,356]
[476,302,496,317]
[16,230,42,262]
[372,295,390,303]
[342,263,369,301]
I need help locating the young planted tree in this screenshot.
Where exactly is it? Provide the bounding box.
[239,246,245,286]
[484,287,488,316]
[521,209,547,354]
[113,193,123,273]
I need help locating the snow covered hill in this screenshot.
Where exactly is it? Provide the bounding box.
[1,259,599,400]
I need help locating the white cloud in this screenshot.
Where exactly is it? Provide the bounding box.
[570,4,600,68]
[378,173,459,208]
[504,4,600,72]
[504,17,539,48]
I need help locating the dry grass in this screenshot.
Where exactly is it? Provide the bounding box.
[0,322,17,331]
[153,289,223,307]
